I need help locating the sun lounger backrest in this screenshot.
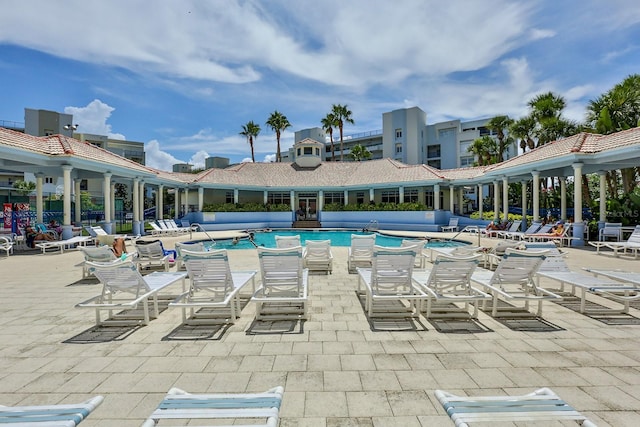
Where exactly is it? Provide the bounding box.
[258,246,304,296]
[628,225,640,245]
[135,240,166,259]
[275,235,301,249]
[182,248,233,296]
[429,253,481,295]
[524,221,542,234]
[88,260,150,297]
[81,245,117,263]
[506,220,522,232]
[370,245,418,296]
[350,234,376,257]
[523,242,569,272]
[304,239,331,260]
[490,248,547,289]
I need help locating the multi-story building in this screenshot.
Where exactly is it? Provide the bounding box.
[291,106,517,169]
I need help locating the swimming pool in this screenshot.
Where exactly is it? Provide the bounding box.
[194,230,465,250]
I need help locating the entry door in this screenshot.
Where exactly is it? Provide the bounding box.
[298,194,317,220]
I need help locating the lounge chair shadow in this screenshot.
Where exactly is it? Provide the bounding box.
[553,293,640,325]
[67,277,100,286]
[245,318,305,335]
[64,323,142,343]
[354,291,428,332]
[479,299,564,332]
[163,321,231,341]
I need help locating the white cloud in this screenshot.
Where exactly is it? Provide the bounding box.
[262,154,276,163]
[63,99,125,139]
[188,150,210,169]
[144,140,182,171]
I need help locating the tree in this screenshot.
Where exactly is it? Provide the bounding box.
[321,112,338,161]
[349,144,372,161]
[509,116,537,153]
[468,136,498,166]
[527,92,577,147]
[12,180,35,195]
[331,104,354,161]
[486,115,514,162]
[586,74,640,194]
[239,121,261,162]
[265,111,291,162]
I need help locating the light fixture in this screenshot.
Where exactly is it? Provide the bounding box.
[63,124,79,130]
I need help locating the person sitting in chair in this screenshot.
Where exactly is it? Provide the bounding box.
[24,226,55,248]
[111,237,127,258]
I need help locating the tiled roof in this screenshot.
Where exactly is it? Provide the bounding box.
[0,127,154,174]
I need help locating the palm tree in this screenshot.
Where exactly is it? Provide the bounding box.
[239,121,261,162]
[528,92,575,147]
[509,116,537,153]
[331,104,354,161]
[265,110,291,162]
[468,136,497,166]
[486,115,514,162]
[349,144,372,161]
[321,113,338,161]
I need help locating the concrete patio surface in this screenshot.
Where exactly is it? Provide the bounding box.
[2,230,640,426]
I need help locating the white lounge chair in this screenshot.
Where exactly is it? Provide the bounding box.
[495,219,522,239]
[500,221,542,240]
[35,235,92,254]
[148,221,172,236]
[166,218,191,234]
[528,241,637,315]
[275,234,301,249]
[174,240,206,270]
[252,246,309,320]
[348,234,376,273]
[303,239,333,274]
[78,245,120,278]
[170,248,257,324]
[134,239,176,271]
[0,395,104,426]
[435,387,596,426]
[471,248,562,317]
[76,260,187,325]
[596,224,640,258]
[522,223,553,241]
[401,238,428,268]
[0,235,13,256]
[356,244,426,318]
[413,253,491,319]
[142,386,284,427]
[441,217,459,232]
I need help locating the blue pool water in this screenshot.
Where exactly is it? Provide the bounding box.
[196,230,465,250]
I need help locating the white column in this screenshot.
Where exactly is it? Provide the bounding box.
[449,186,454,214]
[35,173,44,224]
[198,187,204,212]
[369,188,374,203]
[290,190,296,211]
[110,183,116,226]
[502,177,509,221]
[174,188,180,219]
[139,180,145,221]
[532,171,540,222]
[102,172,112,233]
[434,184,440,210]
[318,190,324,211]
[157,184,164,220]
[573,163,583,223]
[458,188,464,215]
[599,172,607,222]
[132,178,140,236]
[571,163,585,246]
[560,178,567,220]
[184,188,190,214]
[477,184,483,218]
[61,165,73,239]
[263,190,268,205]
[74,180,81,224]
[521,180,527,231]
[399,186,404,204]
[233,189,238,204]
[493,181,499,220]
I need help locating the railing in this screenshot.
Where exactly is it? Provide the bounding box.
[363,219,379,232]
[0,119,25,130]
[326,129,382,142]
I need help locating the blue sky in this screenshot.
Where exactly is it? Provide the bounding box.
[1,0,639,171]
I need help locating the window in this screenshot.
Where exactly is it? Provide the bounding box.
[315,147,320,156]
[460,156,474,167]
[304,146,313,155]
[427,159,441,169]
[381,189,399,204]
[395,143,402,153]
[225,191,234,203]
[427,145,441,158]
[405,188,418,203]
[268,192,290,205]
[356,191,365,204]
[297,148,301,156]
[395,128,402,139]
[45,177,54,184]
[324,192,344,205]
[438,128,455,139]
[425,190,434,208]
[80,179,88,191]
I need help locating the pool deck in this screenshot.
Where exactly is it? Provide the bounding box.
[2,230,640,426]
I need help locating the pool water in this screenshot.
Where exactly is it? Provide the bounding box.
[198,230,465,250]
